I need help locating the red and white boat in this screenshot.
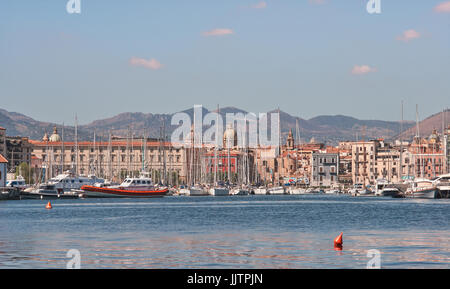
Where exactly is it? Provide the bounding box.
[80,174,168,198]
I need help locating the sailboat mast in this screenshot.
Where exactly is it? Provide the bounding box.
[61,123,65,175]
[415,104,423,178]
[214,105,219,186]
[400,101,403,181]
[75,115,79,176]
[277,107,281,187]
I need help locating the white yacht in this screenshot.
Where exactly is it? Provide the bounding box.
[26,173,104,196]
[325,189,340,194]
[209,187,230,196]
[180,186,208,196]
[406,178,440,199]
[267,186,286,195]
[433,173,450,198]
[374,179,389,196]
[231,187,249,196]
[380,187,402,198]
[288,187,306,194]
[44,173,105,193]
[6,176,28,190]
[253,187,268,195]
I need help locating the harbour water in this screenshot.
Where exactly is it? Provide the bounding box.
[0,195,449,269]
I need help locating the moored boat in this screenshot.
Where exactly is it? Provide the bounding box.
[267,186,285,195]
[209,187,230,196]
[380,187,402,198]
[80,174,168,198]
[253,187,268,195]
[405,178,440,199]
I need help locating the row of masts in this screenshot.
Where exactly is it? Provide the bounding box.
[39,103,450,186]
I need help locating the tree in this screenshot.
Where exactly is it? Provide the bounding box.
[15,162,32,184]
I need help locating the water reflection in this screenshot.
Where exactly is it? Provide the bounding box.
[0,196,449,268]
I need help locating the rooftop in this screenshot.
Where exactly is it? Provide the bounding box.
[0,154,8,163]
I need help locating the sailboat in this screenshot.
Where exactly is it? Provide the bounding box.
[209,105,230,196]
[267,108,286,195]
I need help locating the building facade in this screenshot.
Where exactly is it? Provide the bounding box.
[5,136,32,173]
[30,129,187,184]
[311,152,339,187]
[445,125,450,174]
[0,127,6,159]
[0,154,7,187]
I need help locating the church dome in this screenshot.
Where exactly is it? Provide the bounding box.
[428,129,439,143]
[49,126,61,142]
[223,124,237,148]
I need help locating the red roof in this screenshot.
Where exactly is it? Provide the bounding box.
[0,154,8,163]
[0,127,5,130]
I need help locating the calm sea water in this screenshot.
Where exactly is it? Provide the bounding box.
[0,195,449,269]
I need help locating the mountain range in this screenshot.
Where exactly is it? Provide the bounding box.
[3,107,446,146]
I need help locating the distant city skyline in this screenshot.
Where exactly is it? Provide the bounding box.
[1,1,449,125]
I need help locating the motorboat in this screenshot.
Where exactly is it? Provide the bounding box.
[80,174,168,198]
[253,187,268,195]
[288,187,306,194]
[179,185,208,196]
[21,183,83,199]
[325,189,340,194]
[6,175,29,191]
[380,187,402,198]
[374,179,389,196]
[405,178,440,199]
[209,187,230,196]
[267,186,285,195]
[432,174,450,198]
[231,187,249,196]
[30,173,105,194]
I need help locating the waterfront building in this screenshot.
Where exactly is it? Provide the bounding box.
[0,154,7,187]
[5,136,32,173]
[0,127,6,159]
[30,128,187,184]
[337,142,352,185]
[445,125,450,174]
[310,152,339,187]
[351,140,378,186]
[256,132,325,185]
[408,129,446,179]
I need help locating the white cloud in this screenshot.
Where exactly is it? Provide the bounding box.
[252,1,267,9]
[351,65,377,75]
[434,1,450,13]
[397,29,421,42]
[202,28,234,37]
[129,57,163,70]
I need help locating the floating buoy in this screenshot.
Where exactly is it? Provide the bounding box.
[45,201,52,209]
[334,232,343,249]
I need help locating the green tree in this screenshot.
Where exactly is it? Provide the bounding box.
[15,162,32,184]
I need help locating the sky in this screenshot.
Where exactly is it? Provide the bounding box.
[1,0,449,125]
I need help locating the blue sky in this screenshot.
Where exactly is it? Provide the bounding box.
[1,0,449,125]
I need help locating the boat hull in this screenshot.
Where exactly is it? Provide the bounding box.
[267,187,286,195]
[289,188,306,195]
[410,188,439,199]
[209,188,230,196]
[80,185,168,198]
[254,188,267,195]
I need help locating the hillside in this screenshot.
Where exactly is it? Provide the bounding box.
[0,107,419,145]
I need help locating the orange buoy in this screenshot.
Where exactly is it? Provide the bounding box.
[334,232,343,247]
[45,201,52,209]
